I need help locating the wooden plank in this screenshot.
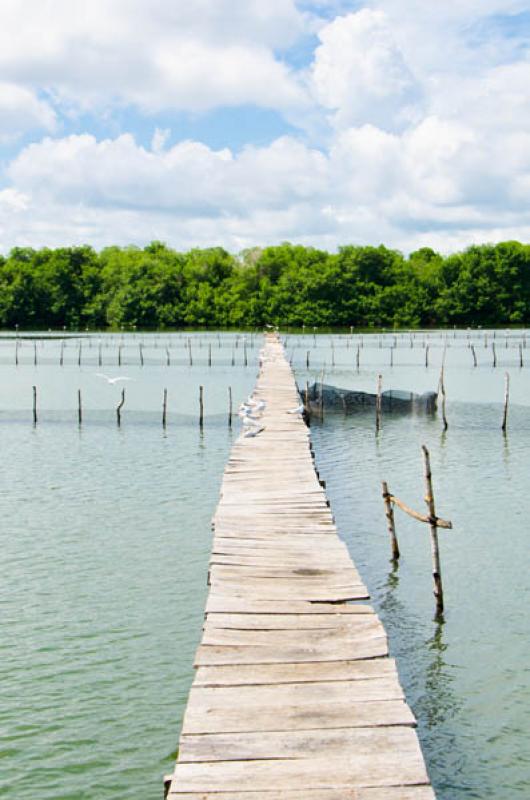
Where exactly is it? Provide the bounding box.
[204,611,375,630]
[194,658,396,687]
[169,788,435,800]
[194,636,389,666]
[205,597,372,614]
[171,752,428,791]
[200,623,385,647]
[178,725,423,762]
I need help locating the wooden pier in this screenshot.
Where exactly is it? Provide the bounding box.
[166,335,434,799]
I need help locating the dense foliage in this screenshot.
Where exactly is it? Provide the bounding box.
[1,240,530,329]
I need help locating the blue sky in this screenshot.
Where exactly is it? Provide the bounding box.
[1,0,530,254]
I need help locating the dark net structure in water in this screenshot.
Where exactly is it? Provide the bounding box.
[302,383,438,414]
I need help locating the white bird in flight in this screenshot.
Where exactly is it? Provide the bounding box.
[95,373,132,385]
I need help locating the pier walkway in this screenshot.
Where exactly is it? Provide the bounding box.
[167,335,434,799]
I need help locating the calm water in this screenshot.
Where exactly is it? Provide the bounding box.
[1,330,529,799]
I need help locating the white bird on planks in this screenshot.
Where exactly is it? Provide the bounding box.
[244,426,265,438]
[242,415,260,428]
[95,373,132,385]
[287,403,305,415]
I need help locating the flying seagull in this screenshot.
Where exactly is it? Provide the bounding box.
[95,373,132,385]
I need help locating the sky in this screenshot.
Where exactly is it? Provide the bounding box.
[1,0,530,255]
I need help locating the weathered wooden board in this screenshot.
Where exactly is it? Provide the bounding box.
[194,658,396,687]
[178,724,422,762]
[169,789,435,800]
[167,335,433,799]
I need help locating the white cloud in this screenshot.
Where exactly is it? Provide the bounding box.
[0,82,56,141]
[0,0,308,115]
[311,9,421,129]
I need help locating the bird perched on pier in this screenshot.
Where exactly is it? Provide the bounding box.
[95,373,132,385]
[244,426,265,437]
[287,403,305,415]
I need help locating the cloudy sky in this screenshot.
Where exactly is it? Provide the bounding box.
[1,0,530,254]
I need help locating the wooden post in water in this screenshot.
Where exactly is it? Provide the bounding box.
[32,385,37,425]
[228,386,232,428]
[319,368,324,420]
[78,342,82,366]
[199,385,204,428]
[118,344,123,366]
[356,345,360,369]
[390,347,393,367]
[422,445,444,616]
[304,380,310,419]
[438,366,448,431]
[244,341,248,367]
[188,339,193,366]
[519,344,523,368]
[98,342,102,367]
[471,344,477,367]
[306,350,310,368]
[375,374,382,432]
[166,347,170,366]
[231,349,235,367]
[425,345,429,368]
[501,372,509,433]
[60,341,64,367]
[78,389,82,425]
[116,388,125,426]
[162,389,168,428]
[492,342,497,367]
[208,344,212,367]
[15,340,19,366]
[139,343,144,366]
[34,341,37,366]
[382,481,399,561]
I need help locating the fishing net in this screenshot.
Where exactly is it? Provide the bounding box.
[301,383,437,414]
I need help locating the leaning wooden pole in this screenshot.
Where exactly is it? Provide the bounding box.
[501,372,509,433]
[78,389,82,426]
[422,445,444,616]
[162,388,168,428]
[228,386,232,428]
[32,385,37,425]
[382,481,400,561]
[199,385,204,429]
[116,388,125,427]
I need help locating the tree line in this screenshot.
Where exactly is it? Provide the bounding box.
[1,240,529,330]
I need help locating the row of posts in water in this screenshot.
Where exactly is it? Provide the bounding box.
[13,339,250,367]
[30,385,233,429]
[297,341,528,369]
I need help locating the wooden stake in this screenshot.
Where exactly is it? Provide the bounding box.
[492,342,497,367]
[116,388,125,426]
[304,380,310,418]
[502,372,509,432]
[188,339,193,366]
[78,342,82,366]
[471,344,477,366]
[162,388,168,427]
[382,481,400,561]
[139,343,144,366]
[208,344,212,367]
[375,374,382,432]
[199,385,204,428]
[425,345,429,367]
[519,343,523,368]
[228,386,232,428]
[98,342,102,366]
[306,350,310,368]
[422,445,444,616]
[319,368,324,420]
[390,347,393,367]
[15,340,19,366]
[60,341,64,366]
[231,349,235,367]
[32,385,37,425]
[118,344,122,366]
[78,389,82,425]
[356,345,360,369]
[438,366,448,431]
[34,341,37,366]
[244,341,248,367]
